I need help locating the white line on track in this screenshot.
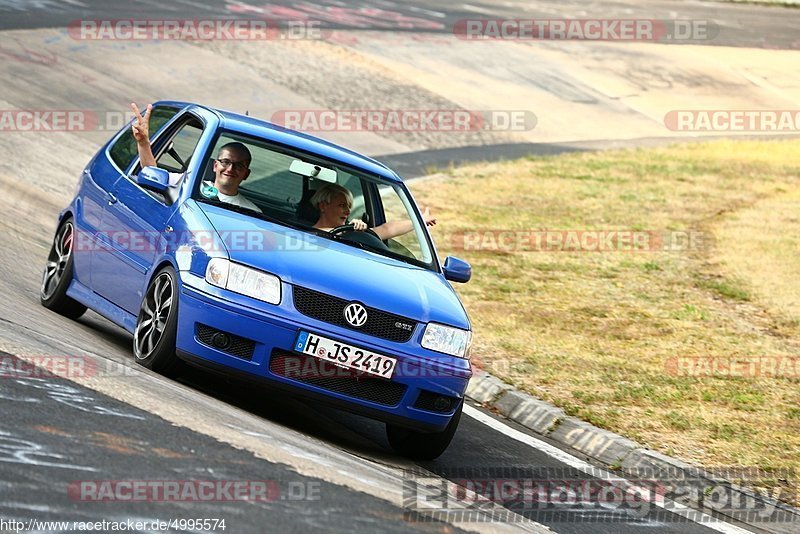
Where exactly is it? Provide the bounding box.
[461,3,498,16]
[463,404,754,534]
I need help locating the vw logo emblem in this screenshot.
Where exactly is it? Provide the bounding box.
[343,303,368,328]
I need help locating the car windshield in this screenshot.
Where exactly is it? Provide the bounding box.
[192,132,436,269]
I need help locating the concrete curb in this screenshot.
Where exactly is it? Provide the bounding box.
[465,372,800,533]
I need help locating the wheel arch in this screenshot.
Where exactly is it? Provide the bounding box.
[56,208,75,227]
[146,257,181,289]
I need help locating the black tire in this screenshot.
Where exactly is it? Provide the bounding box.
[40,217,87,319]
[386,402,462,460]
[133,265,183,376]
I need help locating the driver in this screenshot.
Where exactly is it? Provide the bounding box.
[311,183,435,240]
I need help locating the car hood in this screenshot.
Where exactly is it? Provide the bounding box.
[198,203,469,329]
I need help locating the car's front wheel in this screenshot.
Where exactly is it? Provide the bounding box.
[134,266,183,376]
[40,217,87,319]
[386,402,462,460]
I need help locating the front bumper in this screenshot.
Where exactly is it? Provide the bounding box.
[175,275,471,432]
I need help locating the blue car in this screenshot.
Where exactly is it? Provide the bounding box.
[40,101,473,459]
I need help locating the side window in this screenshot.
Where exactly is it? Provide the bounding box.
[109,106,178,172]
[379,184,427,262]
[155,122,203,173]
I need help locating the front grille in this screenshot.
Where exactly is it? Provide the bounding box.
[292,286,417,343]
[269,350,407,406]
[195,324,255,361]
[414,390,458,413]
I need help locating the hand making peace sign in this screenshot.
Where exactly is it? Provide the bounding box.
[130,102,152,143]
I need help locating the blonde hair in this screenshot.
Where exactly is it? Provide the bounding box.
[309,183,353,208]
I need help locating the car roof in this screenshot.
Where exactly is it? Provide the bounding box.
[154,100,402,183]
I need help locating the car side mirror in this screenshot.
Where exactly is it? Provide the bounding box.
[443,256,471,283]
[136,166,170,193]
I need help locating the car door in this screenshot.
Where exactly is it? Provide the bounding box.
[80,106,179,291]
[91,111,204,314]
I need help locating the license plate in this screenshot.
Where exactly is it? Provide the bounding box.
[294,331,397,379]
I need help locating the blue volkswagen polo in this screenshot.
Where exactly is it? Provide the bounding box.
[40,101,473,459]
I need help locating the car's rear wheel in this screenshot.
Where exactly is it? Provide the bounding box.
[40,217,87,319]
[386,402,462,460]
[134,266,183,376]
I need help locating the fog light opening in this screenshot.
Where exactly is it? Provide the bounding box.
[211,332,231,350]
[433,396,452,412]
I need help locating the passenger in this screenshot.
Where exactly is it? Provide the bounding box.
[130,103,261,212]
[311,183,435,240]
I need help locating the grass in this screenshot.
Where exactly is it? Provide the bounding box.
[695,276,751,301]
[408,139,800,505]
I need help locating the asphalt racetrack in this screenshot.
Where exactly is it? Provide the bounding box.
[0,1,798,532]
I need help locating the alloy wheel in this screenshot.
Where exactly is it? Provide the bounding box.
[41,221,74,300]
[134,272,174,358]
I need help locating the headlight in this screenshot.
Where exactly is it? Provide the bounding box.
[421,323,472,359]
[205,258,281,305]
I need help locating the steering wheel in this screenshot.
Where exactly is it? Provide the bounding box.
[329,223,381,240]
[329,224,388,250]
